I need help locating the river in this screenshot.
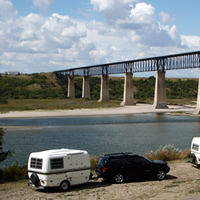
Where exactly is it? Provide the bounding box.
[1,113,200,166]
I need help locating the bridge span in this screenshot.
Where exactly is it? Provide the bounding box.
[54,51,200,115]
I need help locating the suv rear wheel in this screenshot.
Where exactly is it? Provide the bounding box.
[156,170,166,180]
[114,173,124,184]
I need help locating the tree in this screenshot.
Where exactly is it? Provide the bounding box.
[0,128,13,162]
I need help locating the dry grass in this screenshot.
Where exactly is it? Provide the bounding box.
[144,144,191,161]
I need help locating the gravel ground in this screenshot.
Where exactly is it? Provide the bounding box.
[1,160,200,200]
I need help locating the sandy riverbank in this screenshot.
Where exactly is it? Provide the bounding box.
[0,104,196,119]
[1,160,200,200]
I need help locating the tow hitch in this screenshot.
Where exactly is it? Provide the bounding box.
[89,173,99,180]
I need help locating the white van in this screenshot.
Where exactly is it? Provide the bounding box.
[28,149,91,191]
[191,137,200,166]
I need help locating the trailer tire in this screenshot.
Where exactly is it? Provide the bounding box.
[31,173,39,187]
[191,153,197,163]
[60,181,70,191]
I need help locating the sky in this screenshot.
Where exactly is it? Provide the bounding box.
[0,0,200,77]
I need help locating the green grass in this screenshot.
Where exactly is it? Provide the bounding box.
[167,98,196,105]
[0,98,196,113]
[0,99,122,112]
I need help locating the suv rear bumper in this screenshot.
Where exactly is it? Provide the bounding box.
[95,169,113,180]
[95,170,102,177]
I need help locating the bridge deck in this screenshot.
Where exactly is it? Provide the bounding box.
[54,51,200,76]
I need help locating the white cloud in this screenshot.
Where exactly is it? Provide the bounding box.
[33,0,55,15]
[159,11,175,24]
[181,35,200,48]
[168,25,182,46]
[129,2,155,24]
[0,0,18,20]
[159,12,169,23]
[90,0,138,22]
[0,0,199,77]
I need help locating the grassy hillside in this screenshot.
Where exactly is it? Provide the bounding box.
[0,72,198,111]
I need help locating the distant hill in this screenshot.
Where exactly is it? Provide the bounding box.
[0,72,198,103]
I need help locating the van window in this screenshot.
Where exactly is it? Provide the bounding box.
[30,158,43,169]
[192,143,199,151]
[50,158,64,170]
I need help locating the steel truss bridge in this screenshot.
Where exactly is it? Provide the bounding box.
[54,51,200,76]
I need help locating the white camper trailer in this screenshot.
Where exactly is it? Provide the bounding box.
[28,149,91,191]
[191,137,200,166]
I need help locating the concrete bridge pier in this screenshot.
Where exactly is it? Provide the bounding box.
[98,74,109,102]
[82,76,90,98]
[67,76,75,98]
[153,71,168,109]
[121,73,135,106]
[194,68,200,115]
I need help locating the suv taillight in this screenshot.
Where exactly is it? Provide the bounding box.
[102,167,107,173]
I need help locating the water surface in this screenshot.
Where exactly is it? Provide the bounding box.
[1,113,200,166]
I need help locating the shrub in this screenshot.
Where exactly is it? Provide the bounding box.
[0,128,13,162]
[90,156,100,170]
[0,163,28,183]
[144,144,191,161]
[0,98,8,104]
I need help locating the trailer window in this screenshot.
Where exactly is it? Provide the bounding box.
[30,158,43,169]
[192,143,199,151]
[51,158,64,170]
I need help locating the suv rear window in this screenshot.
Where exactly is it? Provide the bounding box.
[107,157,125,165]
[97,156,108,167]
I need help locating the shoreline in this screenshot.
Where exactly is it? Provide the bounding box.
[0,104,196,119]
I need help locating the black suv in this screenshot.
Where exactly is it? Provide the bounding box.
[96,153,170,183]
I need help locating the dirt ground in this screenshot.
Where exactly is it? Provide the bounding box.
[1,160,200,200]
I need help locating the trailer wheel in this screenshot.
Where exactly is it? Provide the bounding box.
[60,181,70,191]
[191,154,197,163]
[31,173,39,187]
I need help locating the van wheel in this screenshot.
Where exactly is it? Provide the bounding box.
[156,170,166,180]
[60,181,70,191]
[114,173,124,184]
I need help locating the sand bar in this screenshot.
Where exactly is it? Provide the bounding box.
[0,104,196,119]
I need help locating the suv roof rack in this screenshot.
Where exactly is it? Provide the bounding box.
[104,152,133,156]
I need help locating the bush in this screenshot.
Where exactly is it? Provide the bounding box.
[0,98,8,104]
[90,156,100,170]
[0,128,13,162]
[144,144,191,161]
[0,163,28,183]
